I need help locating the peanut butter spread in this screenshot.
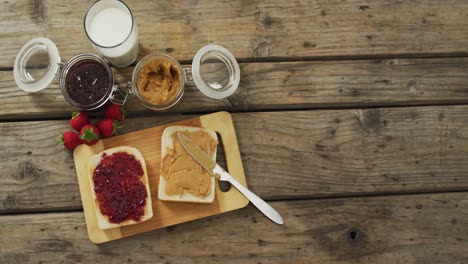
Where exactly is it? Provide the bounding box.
[161,130,218,197]
[136,58,181,104]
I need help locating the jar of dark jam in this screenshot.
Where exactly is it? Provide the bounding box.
[14,38,128,110]
[59,54,116,110]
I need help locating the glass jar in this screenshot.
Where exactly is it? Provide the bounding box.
[59,53,115,110]
[14,38,126,110]
[14,38,241,111]
[131,54,185,111]
[128,45,241,111]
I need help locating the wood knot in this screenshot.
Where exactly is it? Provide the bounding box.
[303,41,317,48]
[359,5,370,11]
[348,229,359,240]
[15,160,41,180]
[33,0,47,23]
[356,109,382,133]
[257,239,267,246]
[315,143,326,151]
[438,113,445,121]
[256,11,281,28]
[252,39,271,57]
[4,195,17,208]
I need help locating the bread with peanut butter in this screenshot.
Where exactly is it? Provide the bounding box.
[88,146,153,230]
[158,126,218,203]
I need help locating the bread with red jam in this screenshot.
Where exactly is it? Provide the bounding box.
[88,146,153,230]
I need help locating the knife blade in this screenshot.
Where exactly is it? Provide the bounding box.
[177,132,284,225]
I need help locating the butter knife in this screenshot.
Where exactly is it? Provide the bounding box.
[177,133,284,225]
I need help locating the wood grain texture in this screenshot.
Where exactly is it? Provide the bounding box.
[232,57,468,111]
[1,0,468,67]
[236,107,468,199]
[2,57,468,119]
[3,106,468,213]
[1,192,468,263]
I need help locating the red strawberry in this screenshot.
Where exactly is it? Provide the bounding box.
[70,111,90,131]
[79,124,101,146]
[97,118,122,138]
[104,104,126,121]
[57,131,81,150]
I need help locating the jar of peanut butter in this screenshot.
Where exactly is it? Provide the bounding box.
[129,45,241,111]
[131,54,185,111]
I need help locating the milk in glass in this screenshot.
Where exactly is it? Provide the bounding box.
[85,0,138,67]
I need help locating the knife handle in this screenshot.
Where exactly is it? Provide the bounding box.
[222,172,284,225]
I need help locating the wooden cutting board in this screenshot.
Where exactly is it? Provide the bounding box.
[73,111,249,243]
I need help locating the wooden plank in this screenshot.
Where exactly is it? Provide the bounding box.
[1,0,468,67]
[0,68,231,120]
[3,106,468,212]
[2,57,468,119]
[232,57,468,111]
[1,192,468,263]
[235,106,468,200]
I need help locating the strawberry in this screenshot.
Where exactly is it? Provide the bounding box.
[97,118,122,138]
[57,131,81,150]
[104,104,126,121]
[79,124,101,146]
[70,111,90,131]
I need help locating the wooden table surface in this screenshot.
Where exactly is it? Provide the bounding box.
[1,1,468,263]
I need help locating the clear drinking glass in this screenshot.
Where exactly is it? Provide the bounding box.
[84,0,138,67]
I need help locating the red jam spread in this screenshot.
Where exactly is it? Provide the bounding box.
[66,59,110,105]
[93,152,147,223]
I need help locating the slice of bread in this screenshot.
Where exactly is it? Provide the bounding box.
[158,126,218,203]
[88,146,153,230]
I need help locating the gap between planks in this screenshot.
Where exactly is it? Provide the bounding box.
[3,189,468,217]
[3,53,468,72]
[3,102,468,123]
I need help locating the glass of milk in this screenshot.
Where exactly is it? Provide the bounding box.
[84,0,138,67]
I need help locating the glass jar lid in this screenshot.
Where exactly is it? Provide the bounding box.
[14,37,61,92]
[191,44,240,99]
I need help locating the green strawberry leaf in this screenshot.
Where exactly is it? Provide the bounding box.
[113,121,123,135]
[56,133,64,145]
[80,128,99,141]
[121,106,127,120]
